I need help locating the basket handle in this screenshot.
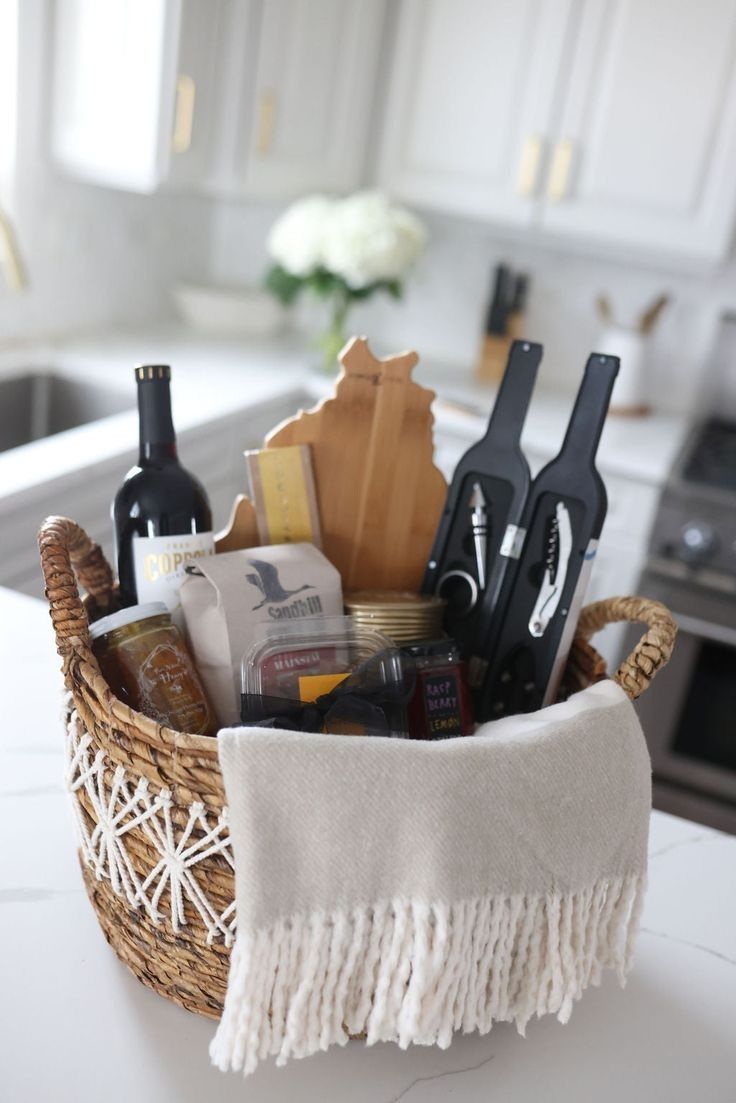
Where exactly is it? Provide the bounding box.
[576,595,677,700]
[38,516,115,657]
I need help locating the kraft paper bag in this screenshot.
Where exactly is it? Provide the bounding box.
[180,544,343,726]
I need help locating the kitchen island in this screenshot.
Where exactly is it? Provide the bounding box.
[1,586,734,1103]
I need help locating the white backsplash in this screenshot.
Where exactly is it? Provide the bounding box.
[0,176,213,345]
[2,110,734,419]
[208,197,736,414]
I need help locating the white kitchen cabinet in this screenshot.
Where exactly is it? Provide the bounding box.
[231,0,385,197]
[52,0,170,192]
[379,0,736,263]
[166,1,228,191]
[51,0,225,193]
[583,536,640,669]
[51,0,385,198]
[378,0,574,225]
[541,0,736,262]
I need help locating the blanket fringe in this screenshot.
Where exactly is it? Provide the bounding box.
[210,873,645,1076]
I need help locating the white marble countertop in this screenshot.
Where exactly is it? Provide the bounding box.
[1,586,734,1102]
[0,325,691,501]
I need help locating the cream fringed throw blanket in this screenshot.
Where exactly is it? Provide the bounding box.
[210,680,651,1076]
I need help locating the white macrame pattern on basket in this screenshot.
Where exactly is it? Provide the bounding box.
[64,700,236,946]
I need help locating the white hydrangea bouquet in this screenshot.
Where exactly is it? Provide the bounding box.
[265,191,427,370]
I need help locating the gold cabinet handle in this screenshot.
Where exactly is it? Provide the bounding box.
[256,90,278,156]
[0,206,27,292]
[172,74,196,154]
[517,134,543,197]
[547,138,574,202]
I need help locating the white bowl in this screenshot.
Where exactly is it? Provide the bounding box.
[173,283,288,337]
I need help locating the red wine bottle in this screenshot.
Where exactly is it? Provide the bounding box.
[112,365,214,615]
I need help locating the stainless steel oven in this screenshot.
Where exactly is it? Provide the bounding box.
[626,409,736,833]
[627,566,736,833]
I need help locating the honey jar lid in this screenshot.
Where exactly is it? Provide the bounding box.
[89,602,169,640]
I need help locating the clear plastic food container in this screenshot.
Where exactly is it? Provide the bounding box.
[240,616,409,737]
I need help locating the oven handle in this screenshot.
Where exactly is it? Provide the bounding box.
[673,611,736,649]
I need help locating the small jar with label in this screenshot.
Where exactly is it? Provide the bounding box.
[402,639,474,741]
[89,602,216,735]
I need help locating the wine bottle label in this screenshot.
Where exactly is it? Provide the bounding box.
[132,532,215,619]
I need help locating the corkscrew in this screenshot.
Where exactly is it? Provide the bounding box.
[528,501,572,638]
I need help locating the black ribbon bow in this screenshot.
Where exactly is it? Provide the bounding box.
[240,648,415,737]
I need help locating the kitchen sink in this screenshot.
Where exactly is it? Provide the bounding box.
[0,371,133,453]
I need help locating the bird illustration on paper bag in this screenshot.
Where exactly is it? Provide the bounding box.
[246,559,314,610]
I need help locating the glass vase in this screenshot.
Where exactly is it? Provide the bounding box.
[316,294,352,374]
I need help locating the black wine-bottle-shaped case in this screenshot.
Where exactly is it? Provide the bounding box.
[421,340,542,656]
[475,352,619,721]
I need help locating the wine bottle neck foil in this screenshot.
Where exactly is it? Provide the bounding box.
[137,373,177,460]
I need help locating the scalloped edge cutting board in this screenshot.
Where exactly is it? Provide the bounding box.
[265,336,447,591]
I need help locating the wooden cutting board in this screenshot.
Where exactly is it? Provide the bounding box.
[265,336,447,591]
[215,494,259,553]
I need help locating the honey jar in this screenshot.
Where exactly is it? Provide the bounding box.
[89,603,215,735]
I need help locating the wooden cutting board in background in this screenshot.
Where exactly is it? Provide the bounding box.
[215,494,259,553]
[265,337,447,591]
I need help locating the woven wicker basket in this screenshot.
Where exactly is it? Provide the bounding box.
[38,515,677,1020]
